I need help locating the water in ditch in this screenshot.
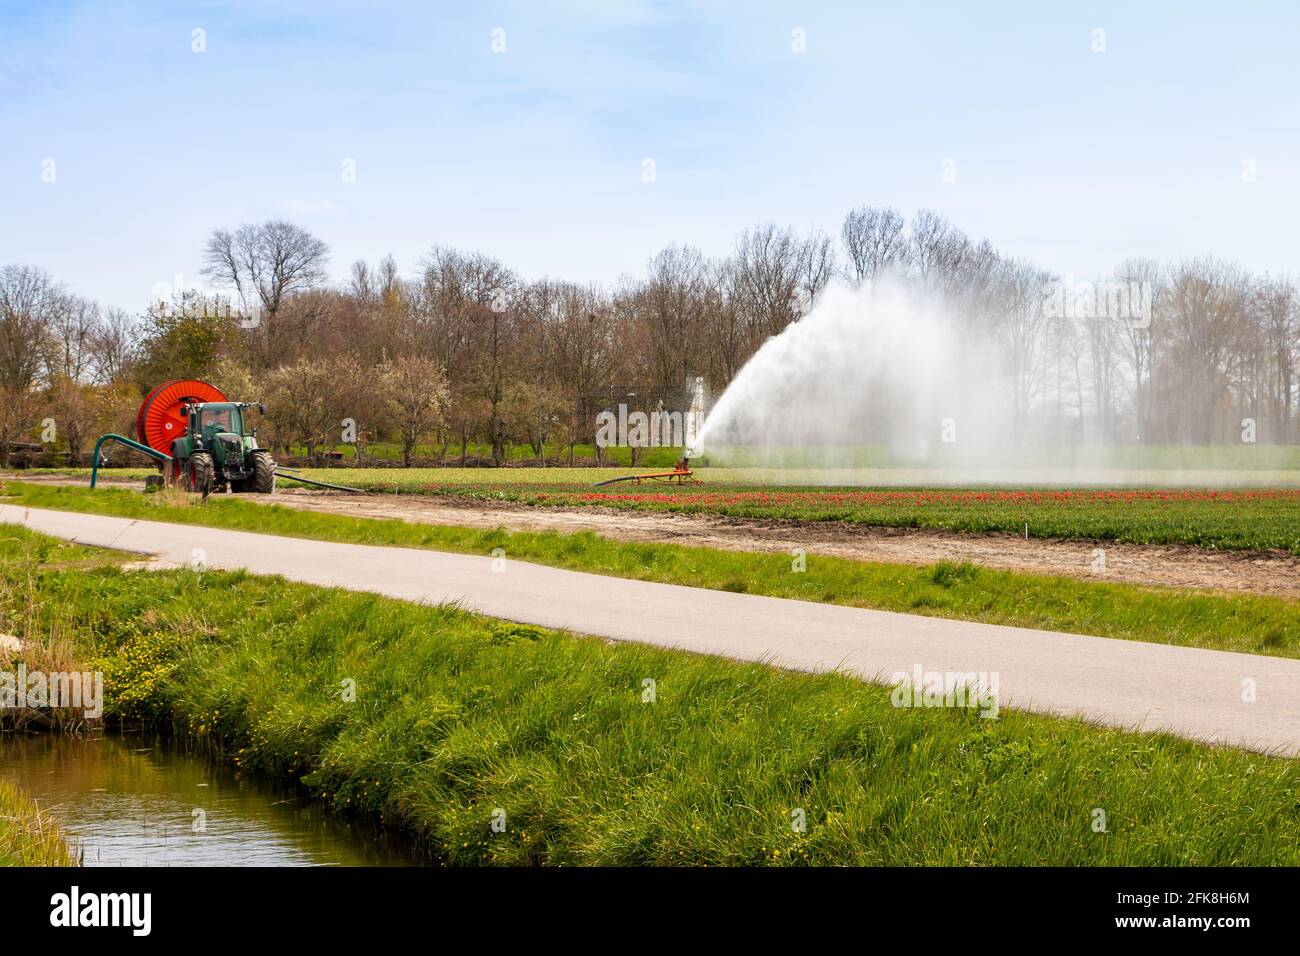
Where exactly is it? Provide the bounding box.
[0,733,423,866]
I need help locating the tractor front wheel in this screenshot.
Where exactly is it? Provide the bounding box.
[249,450,276,494]
[187,452,215,498]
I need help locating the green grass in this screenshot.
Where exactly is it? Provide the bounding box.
[0,780,77,866]
[3,527,1299,865]
[5,481,1300,658]
[0,523,126,574]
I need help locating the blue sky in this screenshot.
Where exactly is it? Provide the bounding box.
[2,0,1298,310]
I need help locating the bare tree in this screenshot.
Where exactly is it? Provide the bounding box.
[700,259,749,388]
[349,259,376,304]
[941,237,1001,317]
[88,307,140,385]
[1113,258,1164,442]
[1162,257,1248,443]
[1078,292,1121,442]
[638,245,711,387]
[46,295,99,382]
[840,206,907,282]
[908,209,955,283]
[374,254,400,304]
[907,211,997,313]
[201,220,329,321]
[1252,274,1297,442]
[733,222,806,338]
[420,247,517,464]
[0,265,64,391]
[0,384,38,466]
[798,229,837,312]
[548,284,617,459]
[992,259,1055,438]
[44,375,96,465]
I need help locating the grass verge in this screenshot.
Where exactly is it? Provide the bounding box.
[4,481,1300,658]
[3,526,1299,865]
[0,780,77,866]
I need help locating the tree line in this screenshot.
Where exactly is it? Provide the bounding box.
[1,208,1297,466]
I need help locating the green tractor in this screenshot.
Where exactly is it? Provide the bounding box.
[172,401,276,496]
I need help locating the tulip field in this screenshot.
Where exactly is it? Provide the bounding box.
[434,482,1300,553]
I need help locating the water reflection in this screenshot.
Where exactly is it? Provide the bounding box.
[0,733,421,866]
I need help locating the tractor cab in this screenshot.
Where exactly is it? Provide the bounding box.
[190,403,249,472]
[182,401,259,449]
[196,402,242,439]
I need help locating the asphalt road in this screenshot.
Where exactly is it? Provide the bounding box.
[5,504,1298,756]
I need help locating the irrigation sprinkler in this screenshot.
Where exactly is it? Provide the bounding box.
[593,456,699,487]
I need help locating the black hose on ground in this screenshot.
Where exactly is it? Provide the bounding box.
[275,469,365,494]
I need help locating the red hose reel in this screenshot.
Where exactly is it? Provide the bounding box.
[134,379,228,456]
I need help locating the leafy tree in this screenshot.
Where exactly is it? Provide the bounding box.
[380,356,448,467]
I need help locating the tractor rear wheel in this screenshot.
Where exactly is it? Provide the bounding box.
[187,452,215,498]
[249,450,276,494]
